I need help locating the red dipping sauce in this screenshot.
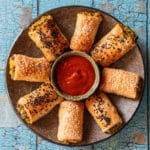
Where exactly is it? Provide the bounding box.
[56,55,95,96]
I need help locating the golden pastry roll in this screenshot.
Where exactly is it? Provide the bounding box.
[57,101,84,144]
[28,15,69,62]
[85,92,123,134]
[70,11,102,53]
[91,23,137,67]
[9,54,51,82]
[17,83,63,124]
[100,68,142,99]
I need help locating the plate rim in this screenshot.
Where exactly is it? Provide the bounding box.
[5,5,146,147]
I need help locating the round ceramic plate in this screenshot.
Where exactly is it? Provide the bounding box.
[6,6,144,146]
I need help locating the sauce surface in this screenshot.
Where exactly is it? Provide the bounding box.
[56,55,95,96]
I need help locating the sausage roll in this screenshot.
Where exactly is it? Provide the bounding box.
[17,83,63,124]
[57,101,84,144]
[85,92,123,134]
[91,24,137,67]
[28,15,69,62]
[9,54,51,82]
[70,11,102,53]
[100,68,142,99]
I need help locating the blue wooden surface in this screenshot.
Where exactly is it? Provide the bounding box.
[0,0,149,149]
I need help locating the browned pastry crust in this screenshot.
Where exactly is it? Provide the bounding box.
[91,24,137,67]
[57,101,84,144]
[9,54,51,82]
[70,11,102,53]
[100,68,142,99]
[28,15,69,62]
[17,83,63,124]
[85,92,123,134]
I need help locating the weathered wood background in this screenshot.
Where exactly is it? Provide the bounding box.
[0,0,149,149]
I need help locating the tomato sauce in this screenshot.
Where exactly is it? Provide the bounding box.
[56,55,95,96]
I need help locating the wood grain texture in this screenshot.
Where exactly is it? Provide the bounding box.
[0,0,38,150]
[0,0,149,149]
[148,0,150,149]
[0,0,37,70]
[0,125,36,150]
[39,0,93,14]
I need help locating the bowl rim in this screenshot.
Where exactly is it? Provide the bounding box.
[51,51,100,101]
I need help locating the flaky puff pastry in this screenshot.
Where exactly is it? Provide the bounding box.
[28,15,69,62]
[9,54,51,82]
[100,68,142,99]
[57,101,84,144]
[91,24,137,67]
[70,12,102,53]
[17,83,63,124]
[85,92,123,134]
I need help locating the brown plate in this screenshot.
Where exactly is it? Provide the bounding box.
[5,6,145,146]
